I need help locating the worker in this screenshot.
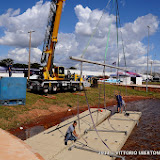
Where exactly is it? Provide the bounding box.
[67,69,71,79]
[122,98,126,112]
[64,121,79,145]
[115,93,122,113]
[8,63,12,77]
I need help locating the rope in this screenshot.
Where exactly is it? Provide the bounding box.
[114,0,122,95]
[75,140,98,152]
[103,0,115,112]
[83,83,112,152]
[81,119,92,127]
[103,66,107,111]
[53,107,75,137]
[81,0,112,58]
[76,93,88,145]
[104,0,115,61]
[96,83,102,123]
[72,0,129,155]
[77,94,81,131]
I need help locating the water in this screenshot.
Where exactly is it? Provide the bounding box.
[116,99,160,160]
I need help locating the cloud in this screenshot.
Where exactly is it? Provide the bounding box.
[0,0,50,48]
[8,47,42,63]
[72,5,159,72]
[120,0,126,7]
[0,2,160,73]
[121,14,159,44]
[74,5,91,22]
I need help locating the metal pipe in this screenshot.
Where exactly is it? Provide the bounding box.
[87,129,127,135]
[69,145,125,160]
[146,25,150,92]
[28,30,35,80]
[70,56,128,71]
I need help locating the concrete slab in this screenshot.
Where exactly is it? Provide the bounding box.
[25,109,111,160]
[0,128,44,160]
[53,111,141,160]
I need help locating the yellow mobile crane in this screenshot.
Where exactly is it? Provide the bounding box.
[41,0,65,81]
[28,0,82,93]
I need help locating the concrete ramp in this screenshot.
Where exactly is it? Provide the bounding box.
[25,109,111,160]
[54,111,141,160]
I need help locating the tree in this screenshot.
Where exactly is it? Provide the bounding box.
[13,63,28,68]
[69,66,77,70]
[0,58,14,67]
[30,63,42,69]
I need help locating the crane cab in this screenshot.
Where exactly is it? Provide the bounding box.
[53,66,65,80]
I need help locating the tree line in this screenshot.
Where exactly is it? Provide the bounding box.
[0,58,77,70]
[0,58,42,69]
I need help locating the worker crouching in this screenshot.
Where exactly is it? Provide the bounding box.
[64,121,79,145]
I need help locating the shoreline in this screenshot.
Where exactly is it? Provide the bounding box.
[8,95,151,140]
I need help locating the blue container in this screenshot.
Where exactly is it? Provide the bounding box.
[0,77,27,106]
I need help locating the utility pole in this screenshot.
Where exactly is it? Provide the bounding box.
[150,60,153,77]
[28,30,35,80]
[146,26,150,92]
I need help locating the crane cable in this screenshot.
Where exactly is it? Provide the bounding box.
[116,0,128,96]
[78,0,113,145]
[80,0,112,58]
[115,0,120,94]
[76,93,88,145]
[115,0,128,96]
[116,0,127,68]
[83,84,112,151]
[77,0,124,155]
[104,0,116,62]
[103,0,116,112]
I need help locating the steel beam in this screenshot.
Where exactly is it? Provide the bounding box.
[87,129,127,135]
[70,56,128,71]
[110,118,138,122]
[68,145,125,160]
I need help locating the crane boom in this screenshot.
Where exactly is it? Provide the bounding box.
[41,0,65,79]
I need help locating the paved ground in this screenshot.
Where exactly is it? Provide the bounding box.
[120,83,160,88]
[0,128,44,160]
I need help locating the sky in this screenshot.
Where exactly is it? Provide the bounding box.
[0,0,160,73]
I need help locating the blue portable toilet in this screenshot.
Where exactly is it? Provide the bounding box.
[0,77,27,106]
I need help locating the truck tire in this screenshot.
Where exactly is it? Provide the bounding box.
[43,85,49,94]
[73,87,77,92]
[53,85,57,92]
[79,85,83,91]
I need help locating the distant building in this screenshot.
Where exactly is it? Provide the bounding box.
[0,66,40,78]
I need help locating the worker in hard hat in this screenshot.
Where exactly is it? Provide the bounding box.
[64,121,79,145]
